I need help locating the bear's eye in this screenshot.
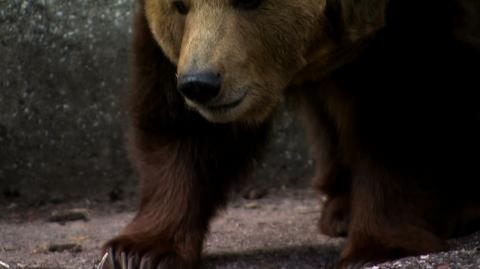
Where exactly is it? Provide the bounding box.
[173,1,189,15]
[232,0,263,10]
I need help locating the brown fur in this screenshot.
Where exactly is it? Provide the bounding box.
[103,0,480,268]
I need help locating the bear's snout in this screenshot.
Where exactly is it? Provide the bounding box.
[177,72,222,104]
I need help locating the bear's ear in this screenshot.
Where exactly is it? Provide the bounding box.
[326,0,386,41]
[128,3,195,132]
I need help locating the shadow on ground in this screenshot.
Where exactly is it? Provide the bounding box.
[204,245,340,269]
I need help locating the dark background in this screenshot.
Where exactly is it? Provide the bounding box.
[0,0,313,205]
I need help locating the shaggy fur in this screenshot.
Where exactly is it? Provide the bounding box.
[103,0,480,268]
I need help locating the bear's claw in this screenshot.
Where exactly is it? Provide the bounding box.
[97,252,109,269]
[98,248,176,269]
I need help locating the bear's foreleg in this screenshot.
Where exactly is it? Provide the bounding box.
[102,122,270,269]
[100,6,272,268]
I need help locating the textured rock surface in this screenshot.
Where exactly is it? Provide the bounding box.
[0,0,313,204]
[0,0,135,203]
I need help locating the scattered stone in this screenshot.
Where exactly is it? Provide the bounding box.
[48,194,66,204]
[48,208,89,223]
[437,265,450,269]
[70,235,89,244]
[19,267,65,269]
[0,245,17,252]
[5,203,18,211]
[10,264,64,269]
[243,188,268,200]
[296,205,315,214]
[48,243,82,253]
[245,202,259,209]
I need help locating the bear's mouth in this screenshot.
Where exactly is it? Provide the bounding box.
[187,89,251,123]
[204,91,248,112]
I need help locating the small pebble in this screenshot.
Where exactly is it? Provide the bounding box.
[243,188,267,200]
[48,208,89,223]
[297,205,314,214]
[245,202,259,209]
[20,266,65,269]
[49,194,66,204]
[48,243,82,253]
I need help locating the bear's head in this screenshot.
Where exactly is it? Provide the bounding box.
[144,0,385,124]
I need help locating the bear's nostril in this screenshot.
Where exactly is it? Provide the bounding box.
[177,72,222,104]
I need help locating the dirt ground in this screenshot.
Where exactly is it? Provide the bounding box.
[0,190,479,269]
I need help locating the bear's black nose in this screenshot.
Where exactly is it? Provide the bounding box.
[177,72,222,104]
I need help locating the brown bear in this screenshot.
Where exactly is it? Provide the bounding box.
[100,0,480,268]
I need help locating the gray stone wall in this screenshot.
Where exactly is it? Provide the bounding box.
[0,0,312,204]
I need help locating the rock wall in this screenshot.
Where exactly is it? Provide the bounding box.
[0,0,312,204]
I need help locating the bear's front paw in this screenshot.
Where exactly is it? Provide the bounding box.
[98,241,196,269]
[319,195,350,237]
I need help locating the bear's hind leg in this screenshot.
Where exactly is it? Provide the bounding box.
[338,160,447,268]
[319,190,351,237]
[299,95,352,237]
